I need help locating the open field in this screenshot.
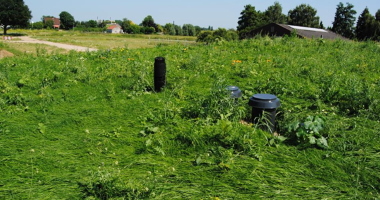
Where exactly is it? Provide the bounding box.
[7,29,197,50]
[0,34,379,199]
[3,42,69,56]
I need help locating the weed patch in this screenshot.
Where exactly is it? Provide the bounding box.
[1,37,379,199]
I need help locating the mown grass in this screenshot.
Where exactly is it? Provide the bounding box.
[9,29,196,50]
[0,36,379,199]
[3,42,69,56]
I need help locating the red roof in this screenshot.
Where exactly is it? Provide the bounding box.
[44,17,60,26]
[107,24,121,30]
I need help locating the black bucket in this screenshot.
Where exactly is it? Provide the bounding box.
[248,94,280,133]
[154,57,166,92]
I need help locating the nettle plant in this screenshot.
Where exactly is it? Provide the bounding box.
[286,116,328,149]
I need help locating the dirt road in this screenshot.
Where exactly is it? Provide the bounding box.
[8,36,98,52]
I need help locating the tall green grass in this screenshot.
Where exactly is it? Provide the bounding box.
[0,36,379,199]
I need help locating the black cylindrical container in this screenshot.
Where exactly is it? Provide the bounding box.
[248,94,280,133]
[154,57,166,92]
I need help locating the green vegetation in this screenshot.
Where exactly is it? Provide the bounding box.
[4,29,196,51]
[332,2,357,39]
[0,36,380,199]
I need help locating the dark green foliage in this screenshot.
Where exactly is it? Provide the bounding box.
[174,24,183,35]
[86,20,98,28]
[59,11,75,30]
[319,21,325,29]
[237,5,264,39]
[264,1,287,24]
[0,0,32,34]
[286,116,328,149]
[332,2,357,39]
[356,8,376,40]
[44,19,54,29]
[121,18,141,34]
[31,21,44,29]
[288,4,320,28]
[164,23,176,35]
[141,26,155,34]
[182,24,196,36]
[141,15,157,33]
[374,9,380,40]
[197,28,238,43]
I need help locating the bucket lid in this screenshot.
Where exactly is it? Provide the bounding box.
[248,94,280,109]
[226,86,242,98]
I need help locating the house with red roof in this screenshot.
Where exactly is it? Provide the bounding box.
[44,17,61,29]
[106,24,123,33]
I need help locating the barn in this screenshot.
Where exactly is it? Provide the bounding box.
[249,23,347,40]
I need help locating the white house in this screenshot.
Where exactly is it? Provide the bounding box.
[106,24,122,34]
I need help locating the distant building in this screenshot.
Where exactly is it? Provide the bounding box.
[106,24,123,34]
[44,17,60,29]
[249,23,347,40]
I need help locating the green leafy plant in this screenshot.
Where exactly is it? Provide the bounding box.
[286,116,328,149]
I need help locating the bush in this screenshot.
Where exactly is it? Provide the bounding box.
[197,28,238,43]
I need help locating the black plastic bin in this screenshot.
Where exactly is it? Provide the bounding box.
[154,57,166,92]
[248,94,280,133]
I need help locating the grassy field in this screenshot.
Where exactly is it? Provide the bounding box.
[11,29,196,50]
[4,42,69,56]
[0,33,379,199]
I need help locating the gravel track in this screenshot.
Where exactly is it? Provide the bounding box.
[7,36,98,52]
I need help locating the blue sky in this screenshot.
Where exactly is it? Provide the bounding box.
[24,0,379,29]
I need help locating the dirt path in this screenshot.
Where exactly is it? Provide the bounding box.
[7,36,98,52]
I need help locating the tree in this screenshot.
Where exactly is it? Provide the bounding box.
[44,19,54,29]
[376,9,380,21]
[375,9,380,40]
[196,28,238,43]
[174,25,183,36]
[237,5,264,39]
[121,18,140,34]
[194,26,202,36]
[331,2,357,39]
[182,24,196,36]
[141,26,155,34]
[164,23,176,35]
[288,4,320,28]
[141,15,157,32]
[32,21,43,29]
[0,0,32,35]
[42,15,54,28]
[264,2,286,24]
[86,20,97,28]
[320,21,325,29]
[355,8,376,40]
[196,31,213,43]
[59,11,75,30]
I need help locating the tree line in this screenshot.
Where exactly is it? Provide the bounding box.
[1,0,379,41]
[237,2,380,41]
[32,12,213,37]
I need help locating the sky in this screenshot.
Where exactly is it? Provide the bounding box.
[24,0,379,29]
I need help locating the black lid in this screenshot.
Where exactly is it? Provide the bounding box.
[155,57,165,61]
[248,94,280,109]
[226,86,242,98]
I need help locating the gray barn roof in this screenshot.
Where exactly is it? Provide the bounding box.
[251,23,347,40]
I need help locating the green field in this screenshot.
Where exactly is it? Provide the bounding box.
[14,29,197,50]
[0,33,379,199]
